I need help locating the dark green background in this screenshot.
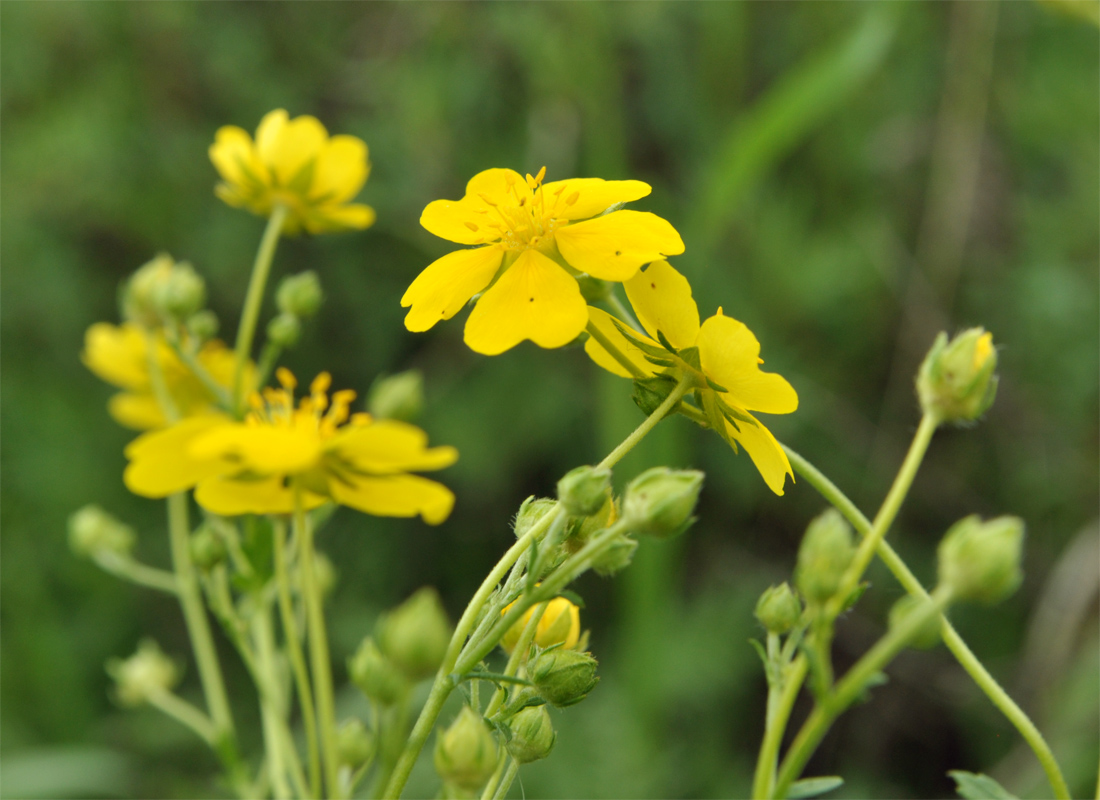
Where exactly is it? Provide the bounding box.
[2,2,1097,798]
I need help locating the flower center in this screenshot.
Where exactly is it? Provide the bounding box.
[474,167,580,252]
[247,368,369,442]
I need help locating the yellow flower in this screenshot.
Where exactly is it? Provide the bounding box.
[209,109,375,235]
[499,596,581,654]
[83,322,239,430]
[402,167,684,355]
[123,370,458,522]
[584,261,798,495]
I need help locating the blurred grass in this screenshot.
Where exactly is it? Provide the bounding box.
[2,2,1097,798]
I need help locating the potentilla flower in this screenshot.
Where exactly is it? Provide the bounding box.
[585,261,798,494]
[83,322,240,430]
[402,167,684,355]
[123,370,458,522]
[209,109,375,235]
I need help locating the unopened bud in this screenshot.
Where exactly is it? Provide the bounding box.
[433,706,499,792]
[917,328,998,424]
[377,587,451,681]
[121,254,177,327]
[506,705,556,764]
[622,467,704,538]
[529,648,599,708]
[888,595,942,650]
[368,370,424,422]
[591,533,638,577]
[795,509,857,605]
[500,596,580,654]
[69,505,135,559]
[186,310,219,342]
[336,718,375,769]
[513,497,557,541]
[938,515,1024,605]
[150,261,206,320]
[755,582,802,634]
[557,465,612,517]
[312,552,337,597]
[267,313,301,348]
[348,637,409,706]
[276,271,324,318]
[107,639,179,706]
[189,525,226,571]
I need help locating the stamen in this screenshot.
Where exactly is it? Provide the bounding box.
[566,191,580,206]
[350,412,371,426]
[311,372,332,396]
[276,367,297,391]
[477,193,498,207]
[534,166,546,184]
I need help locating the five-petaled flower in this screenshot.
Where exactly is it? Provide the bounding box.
[584,261,798,495]
[209,109,375,235]
[402,167,684,355]
[124,369,457,522]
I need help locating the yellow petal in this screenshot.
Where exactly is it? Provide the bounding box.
[623,260,700,350]
[583,306,660,379]
[463,249,587,355]
[554,210,685,281]
[328,420,458,474]
[255,109,288,164]
[209,125,266,188]
[189,425,322,474]
[310,134,369,203]
[304,203,376,234]
[420,168,525,245]
[464,168,527,206]
[329,473,455,525]
[109,392,167,430]
[83,323,151,390]
[123,416,232,497]
[541,178,651,220]
[724,412,793,496]
[696,314,798,414]
[194,475,327,516]
[260,112,328,185]
[401,246,504,332]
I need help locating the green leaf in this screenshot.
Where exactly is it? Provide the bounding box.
[460,671,534,687]
[948,771,1019,800]
[610,318,668,359]
[655,329,678,354]
[786,776,844,799]
[678,345,702,370]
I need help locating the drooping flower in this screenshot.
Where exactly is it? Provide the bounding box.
[402,167,684,355]
[123,370,457,522]
[209,109,375,235]
[83,322,239,430]
[584,261,798,494]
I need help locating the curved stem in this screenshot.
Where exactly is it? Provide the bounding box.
[147,689,218,745]
[93,552,179,594]
[752,655,809,800]
[782,444,1071,800]
[596,375,692,470]
[234,204,288,413]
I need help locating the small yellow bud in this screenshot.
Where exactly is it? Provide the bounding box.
[348,637,409,706]
[938,515,1024,605]
[68,505,135,559]
[529,648,599,708]
[755,582,802,634]
[916,328,999,423]
[557,465,612,517]
[336,718,375,769]
[795,510,856,605]
[367,370,424,422]
[276,271,324,318]
[377,587,452,681]
[433,706,499,792]
[506,705,556,764]
[107,639,179,707]
[622,467,704,539]
[500,596,580,654]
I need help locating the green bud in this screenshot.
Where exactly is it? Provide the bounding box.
[150,261,206,321]
[348,637,409,706]
[937,515,1024,605]
[313,552,337,597]
[107,639,179,707]
[506,705,556,764]
[336,718,375,769]
[632,375,679,417]
[529,648,599,708]
[121,254,178,326]
[276,271,324,318]
[367,370,424,422]
[69,505,135,559]
[622,467,704,538]
[557,465,612,517]
[267,313,301,348]
[189,525,226,571]
[433,706,499,792]
[591,533,638,577]
[888,595,942,650]
[755,582,802,634]
[377,587,452,681]
[513,496,557,541]
[916,328,998,424]
[186,310,219,342]
[795,509,857,605]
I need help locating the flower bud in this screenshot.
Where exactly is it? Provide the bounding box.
[107,639,179,706]
[267,312,301,348]
[276,270,324,318]
[377,587,452,681]
[68,505,135,559]
[189,525,226,571]
[591,533,638,578]
[150,261,206,321]
[937,515,1024,605]
[506,705,556,764]
[622,467,704,538]
[348,637,409,706]
[529,648,599,708]
[755,582,802,634]
[120,254,177,327]
[312,552,337,597]
[795,509,857,605]
[186,310,219,342]
[513,496,557,541]
[367,370,424,422]
[917,329,998,423]
[336,718,375,769]
[433,706,499,792]
[500,596,580,654]
[557,465,612,518]
[888,595,942,650]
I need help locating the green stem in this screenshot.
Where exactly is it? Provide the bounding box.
[254,341,285,395]
[491,758,519,800]
[752,655,809,800]
[296,489,340,798]
[147,689,218,745]
[479,755,508,800]
[234,204,288,413]
[596,374,692,470]
[782,444,1072,800]
[607,289,644,334]
[773,587,954,799]
[253,608,293,800]
[92,552,179,594]
[586,320,647,380]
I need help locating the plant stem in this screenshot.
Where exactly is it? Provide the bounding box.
[782,444,1072,800]
[607,288,644,334]
[752,654,809,800]
[296,490,340,798]
[254,608,293,800]
[234,204,288,412]
[147,689,218,746]
[596,375,692,470]
[491,758,519,800]
[93,552,179,594]
[485,602,547,719]
[585,320,647,379]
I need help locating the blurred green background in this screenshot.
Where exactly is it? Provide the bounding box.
[2,2,1097,798]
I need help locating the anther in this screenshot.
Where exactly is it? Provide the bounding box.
[276,367,297,391]
[566,191,580,206]
[534,166,546,184]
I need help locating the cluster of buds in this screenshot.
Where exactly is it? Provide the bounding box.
[266,270,324,348]
[121,254,210,333]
